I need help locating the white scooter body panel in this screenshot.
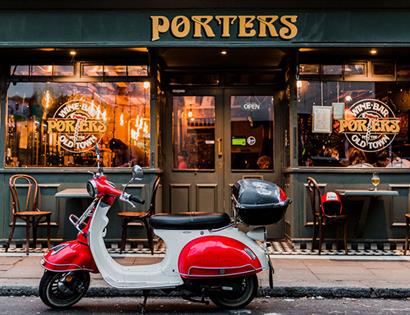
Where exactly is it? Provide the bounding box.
[89,201,269,289]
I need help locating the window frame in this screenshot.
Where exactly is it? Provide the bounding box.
[5,62,153,170]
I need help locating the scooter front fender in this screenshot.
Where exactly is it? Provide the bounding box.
[41,240,98,273]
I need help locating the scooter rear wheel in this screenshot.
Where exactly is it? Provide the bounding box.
[39,270,90,309]
[209,275,258,309]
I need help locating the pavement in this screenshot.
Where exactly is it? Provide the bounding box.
[1,254,410,299]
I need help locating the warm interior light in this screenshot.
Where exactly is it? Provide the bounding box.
[370,49,378,55]
[221,50,228,55]
[298,48,316,52]
[345,95,353,102]
[69,50,77,56]
[120,113,124,126]
[143,81,150,89]
[38,48,55,52]
[128,47,148,52]
[296,80,303,88]
[187,111,193,118]
[96,105,101,120]
[42,90,52,109]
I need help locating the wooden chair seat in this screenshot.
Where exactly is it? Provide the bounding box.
[118,211,147,217]
[15,211,51,217]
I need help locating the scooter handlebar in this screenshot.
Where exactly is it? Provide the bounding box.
[129,194,145,205]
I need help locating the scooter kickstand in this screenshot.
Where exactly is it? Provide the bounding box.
[183,289,209,305]
[139,290,149,314]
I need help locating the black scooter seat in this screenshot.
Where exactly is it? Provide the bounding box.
[149,212,231,230]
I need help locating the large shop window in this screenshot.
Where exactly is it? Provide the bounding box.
[298,81,410,167]
[6,82,150,167]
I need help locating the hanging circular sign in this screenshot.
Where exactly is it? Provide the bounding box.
[338,99,400,152]
[247,136,256,146]
[47,100,107,153]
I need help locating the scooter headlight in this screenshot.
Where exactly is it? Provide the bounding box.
[87,179,98,198]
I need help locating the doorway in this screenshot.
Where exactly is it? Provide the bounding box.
[162,87,286,237]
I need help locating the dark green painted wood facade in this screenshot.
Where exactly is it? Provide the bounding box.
[0,10,409,47]
[0,6,410,244]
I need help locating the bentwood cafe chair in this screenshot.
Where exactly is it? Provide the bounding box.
[306,177,348,254]
[5,174,52,255]
[118,177,161,255]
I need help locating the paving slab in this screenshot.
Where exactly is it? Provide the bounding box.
[0,255,410,298]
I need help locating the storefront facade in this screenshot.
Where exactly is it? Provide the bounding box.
[1,1,410,247]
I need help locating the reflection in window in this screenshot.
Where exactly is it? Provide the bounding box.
[6,82,150,167]
[173,96,215,169]
[299,64,320,75]
[344,63,366,76]
[297,80,410,167]
[322,65,343,75]
[10,65,74,76]
[82,65,104,76]
[104,65,127,76]
[231,96,274,170]
[11,65,29,76]
[31,65,53,76]
[81,65,148,77]
[53,65,74,76]
[128,66,148,76]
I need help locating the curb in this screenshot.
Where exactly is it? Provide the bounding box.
[2,285,410,299]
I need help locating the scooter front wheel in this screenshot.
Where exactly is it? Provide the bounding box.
[209,275,258,309]
[39,270,90,309]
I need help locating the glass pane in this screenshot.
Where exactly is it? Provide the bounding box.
[322,65,343,75]
[299,64,320,75]
[11,65,29,75]
[344,63,366,75]
[31,65,53,76]
[104,65,127,76]
[128,65,148,76]
[173,96,215,169]
[82,65,104,76]
[373,62,395,76]
[6,82,150,167]
[53,65,74,76]
[231,96,274,170]
[397,64,410,78]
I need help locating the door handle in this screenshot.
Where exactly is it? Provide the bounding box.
[217,138,223,158]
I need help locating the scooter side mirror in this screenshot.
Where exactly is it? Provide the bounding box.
[131,165,143,181]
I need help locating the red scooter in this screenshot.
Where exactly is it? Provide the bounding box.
[39,145,290,310]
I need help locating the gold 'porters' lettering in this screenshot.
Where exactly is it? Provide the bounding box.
[238,16,257,37]
[150,15,298,41]
[171,15,191,38]
[48,119,107,134]
[215,16,237,37]
[192,16,215,38]
[338,119,400,133]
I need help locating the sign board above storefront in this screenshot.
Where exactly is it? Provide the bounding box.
[3,10,410,46]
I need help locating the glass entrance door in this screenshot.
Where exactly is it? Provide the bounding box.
[163,89,224,213]
[164,88,283,230]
